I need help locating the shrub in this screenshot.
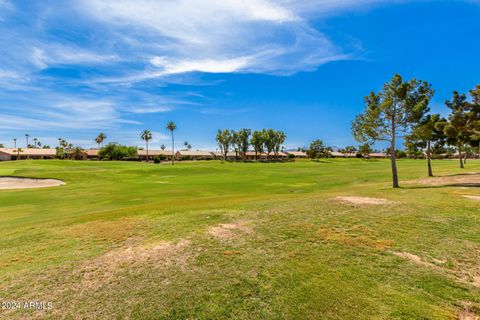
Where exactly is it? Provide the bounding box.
[154,156,161,164]
[98,143,138,160]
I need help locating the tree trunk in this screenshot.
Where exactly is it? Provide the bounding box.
[458,145,464,168]
[171,132,175,166]
[390,138,399,188]
[478,140,480,159]
[146,141,149,162]
[427,140,433,177]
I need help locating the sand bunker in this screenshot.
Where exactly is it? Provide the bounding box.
[335,196,393,205]
[0,177,65,190]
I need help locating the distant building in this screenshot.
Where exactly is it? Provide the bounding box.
[0,148,56,161]
[368,152,388,158]
[175,150,214,160]
[137,149,174,161]
[285,151,308,158]
[211,151,237,160]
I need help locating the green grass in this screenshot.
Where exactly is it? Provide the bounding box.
[0,159,479,319]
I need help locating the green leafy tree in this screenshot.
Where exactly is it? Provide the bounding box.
[215,129,232,163]
[407,114,446,176]
[236,128,251,161]
[358,143,373,158]
[467,85,480,158]
[264,129,277,160]
[166,121,177,165]
[352,74,433,188]
[273,130,286,160]
[308,139,327,161]
[435,92,471,168]
[141,130,153,162]
[230,130,240,160]
[55,147,66,159]
[99,143,137,160]
[250,130,265,160]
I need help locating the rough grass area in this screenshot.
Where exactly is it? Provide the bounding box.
[0,159,479,319]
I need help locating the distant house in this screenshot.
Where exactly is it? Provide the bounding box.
[285,151,308,158]
[329,151,357,158]
[85,149,100,159]
[137,149,174,161]
[245,151,287,160]
[211,151,237,160]
[329,151,346,158]
[175,150,214,160]
[368,152,388,158]
[0,148,56,161]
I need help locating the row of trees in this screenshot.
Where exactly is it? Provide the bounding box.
[215,129,286,162]
[353,74,479,188]
[8,134,50,149]
[140,121,177,165]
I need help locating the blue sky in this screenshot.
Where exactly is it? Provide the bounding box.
[0,0,479,150]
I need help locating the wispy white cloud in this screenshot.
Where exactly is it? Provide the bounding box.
[76,0,351,82]
[30,45,118,70]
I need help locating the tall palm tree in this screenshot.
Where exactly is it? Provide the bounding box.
[13,138,17,148]
[33,138,38,148]
[58,138,62,147]
[25,134,30,147]
[141,130,153,162]
[96,133,107,148]
[166,121,177,165]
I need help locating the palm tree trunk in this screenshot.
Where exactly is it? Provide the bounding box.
[171,132,175,165]
[427,140,433,177]
[146,141,149,162]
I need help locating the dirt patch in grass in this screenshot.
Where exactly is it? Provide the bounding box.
[458,303,479,320]
[393,251,480,289]
[0,177,65,190]
[208,221,253,241]
[463,195,480,201]
[80,239,191,290]
[335,196,393,205]
[393,252,440,269]
[411,173,480,187]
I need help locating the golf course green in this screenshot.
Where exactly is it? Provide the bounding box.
[0,159,479,319]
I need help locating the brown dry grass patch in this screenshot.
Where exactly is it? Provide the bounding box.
[411,173,480,187]
[317,227,394,250]
[392,251,480,289]
[79,239,191,290]
[208,221,253,241]
[335,196,394,205]
[463,195,480,201]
